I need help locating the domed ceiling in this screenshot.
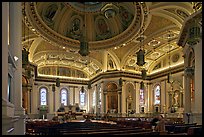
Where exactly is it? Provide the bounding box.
[22,2,201,80]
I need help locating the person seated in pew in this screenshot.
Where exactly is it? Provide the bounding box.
[155,114,166,132]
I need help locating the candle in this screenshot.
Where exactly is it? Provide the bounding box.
[43,114,44,120]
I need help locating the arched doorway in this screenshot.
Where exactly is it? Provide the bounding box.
[107,82,118,113]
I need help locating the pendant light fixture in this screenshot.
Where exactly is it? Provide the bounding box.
[167,31,173,83]
[136,12,145,66]
[22,2,29,67]
[56,46,60,87]
[79,4,90,56]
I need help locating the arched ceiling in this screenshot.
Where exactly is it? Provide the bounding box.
[22,2,201,80]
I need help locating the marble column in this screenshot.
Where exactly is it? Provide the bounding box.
[73,86,75,105]
[146,83,152,113]
[102,50,108,71]
[29,88,32,114]
[103,91,107,113]
[95,84,99,114]
[121,81,126,116]
[193,39,202,125]
[135,82,140,113]
[118,90,122,115]
[2,2,9,100]
[10,2,26,134]
[27,87,32,114]
[100,82,104,114]
[160,80,166,113]
[10,2,24,112]
[184,69,192,123]
[52,86,55,113]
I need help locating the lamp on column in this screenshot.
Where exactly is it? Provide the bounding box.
[140,81,144,90]
[119,77,123,87]
[81,86,85,93]
[88,81,92,89]
[56,78,60,87]
[187,19,201,46]
[141,69,147,80]
[52,84,55,92]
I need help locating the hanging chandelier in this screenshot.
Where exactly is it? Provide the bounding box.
[167,31,173,84]
[22,3,29,68]
[136,49,145,66]
[56,46,60,87]
[79,38,90,56]
[136,19,145,66]
[78,4,90,56]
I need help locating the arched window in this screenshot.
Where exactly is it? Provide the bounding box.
[80,90,86,106]
[154,85,161,105]
[99,86,102,106]
[60,88,68,106]
[40,87,47,106]
[139,89,145,105]
[93,90,96,107]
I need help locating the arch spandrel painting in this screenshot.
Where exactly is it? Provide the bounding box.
[95,17,112,40]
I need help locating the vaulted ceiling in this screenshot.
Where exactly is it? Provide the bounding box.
[22,2,200,80]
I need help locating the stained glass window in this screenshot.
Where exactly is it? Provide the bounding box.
[139,89,144,104]
[61,89,68,106]
[80,91,85,106]
[93,90,96,107]
[154,85,160,105]
[7,74,12,102]
[99,86,102,106]
[40,88,47,105]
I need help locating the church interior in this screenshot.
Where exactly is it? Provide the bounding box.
[2,2,202,135]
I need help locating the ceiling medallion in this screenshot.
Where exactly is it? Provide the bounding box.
[66,2,103,13]
[101,3,119,19]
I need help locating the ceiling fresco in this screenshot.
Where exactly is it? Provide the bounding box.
[22,2,201,79]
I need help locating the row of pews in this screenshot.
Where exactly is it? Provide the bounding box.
[165,123,202,135]
[25,118,202,135]
[25,120,159,135]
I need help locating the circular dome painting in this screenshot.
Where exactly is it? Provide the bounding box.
[26,2,144,50]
